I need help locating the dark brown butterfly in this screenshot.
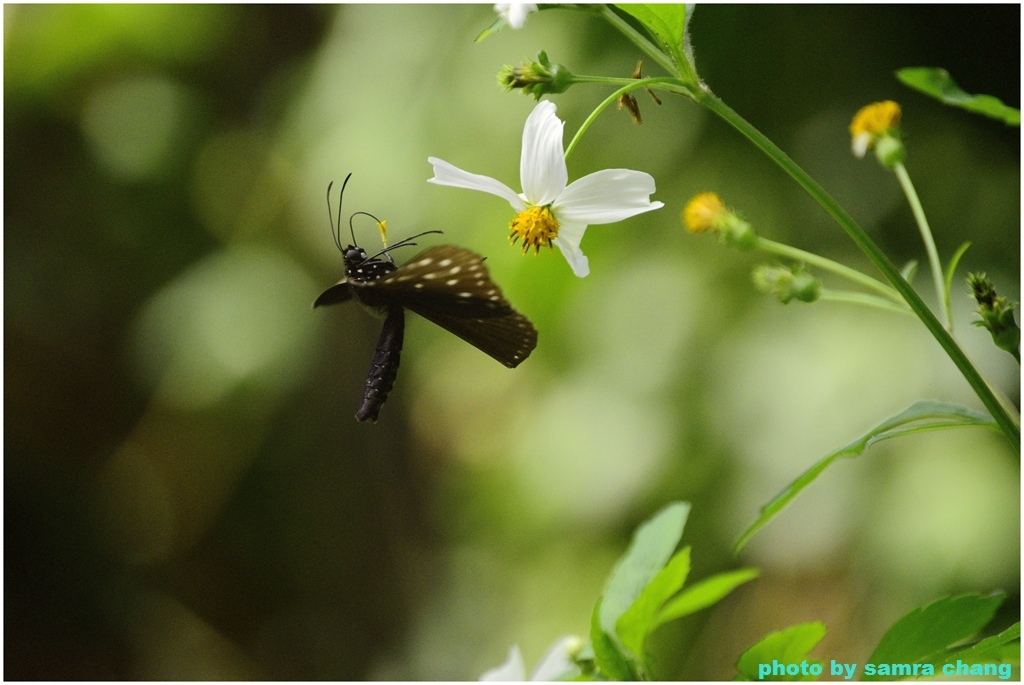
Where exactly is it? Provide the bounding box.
[315,176,537,422]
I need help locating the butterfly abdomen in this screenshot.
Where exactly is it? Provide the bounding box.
[355,305,405,423]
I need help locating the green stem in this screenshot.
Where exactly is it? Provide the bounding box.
[564,78,674,160]
[685,85,1020,450]
[818,289,915,315]
[755,237,906,305]
[893,162,950,330]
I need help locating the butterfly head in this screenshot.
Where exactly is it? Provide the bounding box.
[327,174,443,272]
[343,245,368,265]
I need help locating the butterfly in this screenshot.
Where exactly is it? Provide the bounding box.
[314,175,538,422]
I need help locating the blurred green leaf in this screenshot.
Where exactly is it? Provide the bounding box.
[734,401,996,553]
[600,502,690,638]
[896,67,1020,125]
[935,621,1020,668]
[864,593,1006,679]
[590,599,637,680]
[474,14,506,42]
[736,622,826,681]
[615,547,691,658]
[654,567,760,628]
[616,4,688,68]
[943,241,972,323]
[900,259,919,284]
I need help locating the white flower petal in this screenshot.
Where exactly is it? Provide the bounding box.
[552,222,589,278]
[529,636,581,681]
[480,645,527,681]
[554,168,664,224]
[428,156,526,211]
[494,3,537,29]
[851,132,871,158]
[520,101,567,206]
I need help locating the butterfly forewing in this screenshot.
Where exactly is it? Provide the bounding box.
[361,245,537,367]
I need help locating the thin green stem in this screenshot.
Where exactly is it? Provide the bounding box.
[564,78,674,160]
[682,84,1019,449]
[569,75,644,86]
[893,162,950,330]
[755,237,906,305]
[818,289,915,316]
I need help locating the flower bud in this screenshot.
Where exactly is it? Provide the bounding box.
[683,192,757,249]
[850,100,903,163]
[968,272,1020,361]
[497,51,574,99]
[753,264,821,304]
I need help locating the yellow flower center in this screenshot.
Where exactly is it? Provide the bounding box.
[682,192,726,233]
[509,205,559,254]
[849,100,901,139]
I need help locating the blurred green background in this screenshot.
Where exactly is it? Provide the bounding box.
[5,4,1019,680]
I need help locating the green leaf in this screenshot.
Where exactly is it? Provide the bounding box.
[897,67,1020,125]
[937,621,1020,667]
[943,241,972,325]
[736,622,826,681]
[474,15,506,42]
[734,401,996,553]
[654,567,760,628]
[900,259,918,285]
[615,547,691,658]
[600,502,690,637]
[616,4,688,68]
[590,599,637,681]
[864,593,1006,680]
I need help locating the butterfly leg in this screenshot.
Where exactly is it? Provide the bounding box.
[355,306,405,422]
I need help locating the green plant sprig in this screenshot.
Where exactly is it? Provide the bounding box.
[565,5,1020,449]
[688,87,1019,449]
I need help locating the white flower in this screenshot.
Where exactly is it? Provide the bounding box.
[479,636,582,681]
[428,101,664,278]
[494,3,538,29]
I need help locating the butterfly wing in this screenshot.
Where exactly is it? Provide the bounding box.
[313,280,353,308]
[357,245,537,368]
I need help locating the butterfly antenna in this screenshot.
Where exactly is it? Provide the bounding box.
[327,174,354,253]
[327,181,340,253]
[338,173,352,248]
[361,230,444,263]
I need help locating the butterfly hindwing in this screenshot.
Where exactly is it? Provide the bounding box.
[408,306,536,368]
[352,245,537,368]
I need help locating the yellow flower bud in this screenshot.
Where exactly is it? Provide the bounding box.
[683,192,726,233]
[849,100,902,159]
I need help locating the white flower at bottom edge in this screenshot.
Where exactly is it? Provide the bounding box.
[428,100,664,278]
[494,3,538,29]
[479,636,582,681]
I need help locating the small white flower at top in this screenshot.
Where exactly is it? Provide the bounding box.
[494,3,538,29]
[428,100,664,277]
[479,636,582,681]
